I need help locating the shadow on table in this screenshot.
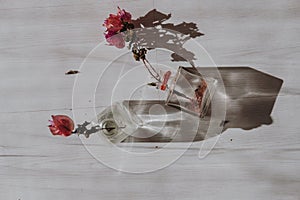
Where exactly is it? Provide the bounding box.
[124,67,283,142]
[132,9,204,65]
[204,67,283,131]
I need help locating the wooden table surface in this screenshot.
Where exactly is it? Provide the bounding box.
[0,0,299,199]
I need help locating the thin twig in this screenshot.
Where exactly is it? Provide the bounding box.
[142,59,161,82]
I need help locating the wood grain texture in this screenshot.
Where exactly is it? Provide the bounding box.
[0,0,299,199]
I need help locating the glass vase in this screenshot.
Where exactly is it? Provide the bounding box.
[94,67,218,143]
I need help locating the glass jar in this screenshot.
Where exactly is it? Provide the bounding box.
[94,67,218,143]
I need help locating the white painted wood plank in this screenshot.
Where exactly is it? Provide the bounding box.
[0,0,299,199]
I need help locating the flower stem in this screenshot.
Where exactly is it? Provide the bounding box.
[142,58,161,82]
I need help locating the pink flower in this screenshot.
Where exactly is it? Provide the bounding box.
[117,6,132,23]
[104,30,117,39]
[48,115,74,137]
[103,14,123,32]
[106,33,125,48]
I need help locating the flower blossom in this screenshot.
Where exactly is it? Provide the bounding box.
[48,115,74,137]
[103,14,123,32]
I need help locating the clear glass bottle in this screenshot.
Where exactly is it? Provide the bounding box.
[94,67,218,143]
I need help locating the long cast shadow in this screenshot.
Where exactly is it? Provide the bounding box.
[201,67,283,131]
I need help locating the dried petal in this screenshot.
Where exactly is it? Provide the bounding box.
[160,71,171,91]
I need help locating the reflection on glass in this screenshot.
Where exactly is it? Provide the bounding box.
[166,67,218,118]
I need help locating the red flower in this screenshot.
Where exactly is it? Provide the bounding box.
[48,115,74,137]
[103,14,123,32]
[106,33,125,48]
[117,7,132,23]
